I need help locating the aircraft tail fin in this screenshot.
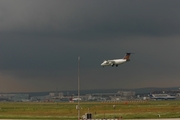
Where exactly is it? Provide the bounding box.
[123,53,131,61]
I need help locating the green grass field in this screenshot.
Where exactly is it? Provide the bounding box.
[0,100,180,119]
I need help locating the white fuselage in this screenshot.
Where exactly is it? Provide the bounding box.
[101,59,127,66]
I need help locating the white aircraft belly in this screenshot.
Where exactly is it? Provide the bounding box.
[114,59,126,64]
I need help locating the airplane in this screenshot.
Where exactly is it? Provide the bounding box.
[150,94,176,100]
[72,98,82,101]
[101,53,132,67]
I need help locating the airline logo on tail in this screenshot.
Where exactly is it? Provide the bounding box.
[123,53,131,61]
[101,53,132,67]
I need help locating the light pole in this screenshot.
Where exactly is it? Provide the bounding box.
[78,56,80,120]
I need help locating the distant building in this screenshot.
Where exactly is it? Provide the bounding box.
[91,91,136,101]
[49,93,58,96]
[30,95,51,102]
[49,92,64,98]
[0,93,29,102]
[117,91,136,99]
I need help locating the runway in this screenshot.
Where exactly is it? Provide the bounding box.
[1,117,178,120]
[80,118,180,120]
[76,118,180,120]
[127,118,180,120]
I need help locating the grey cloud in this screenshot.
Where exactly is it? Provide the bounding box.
[0,0,180,92]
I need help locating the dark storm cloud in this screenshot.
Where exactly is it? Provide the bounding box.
[1,0,180,38]
[0,0,180,92]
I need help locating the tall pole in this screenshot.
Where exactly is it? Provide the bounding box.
[78,56,80,120]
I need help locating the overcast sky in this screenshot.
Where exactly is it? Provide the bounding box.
[0,0,180,92]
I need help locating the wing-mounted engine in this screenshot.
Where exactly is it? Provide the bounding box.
[109,61,115,66]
